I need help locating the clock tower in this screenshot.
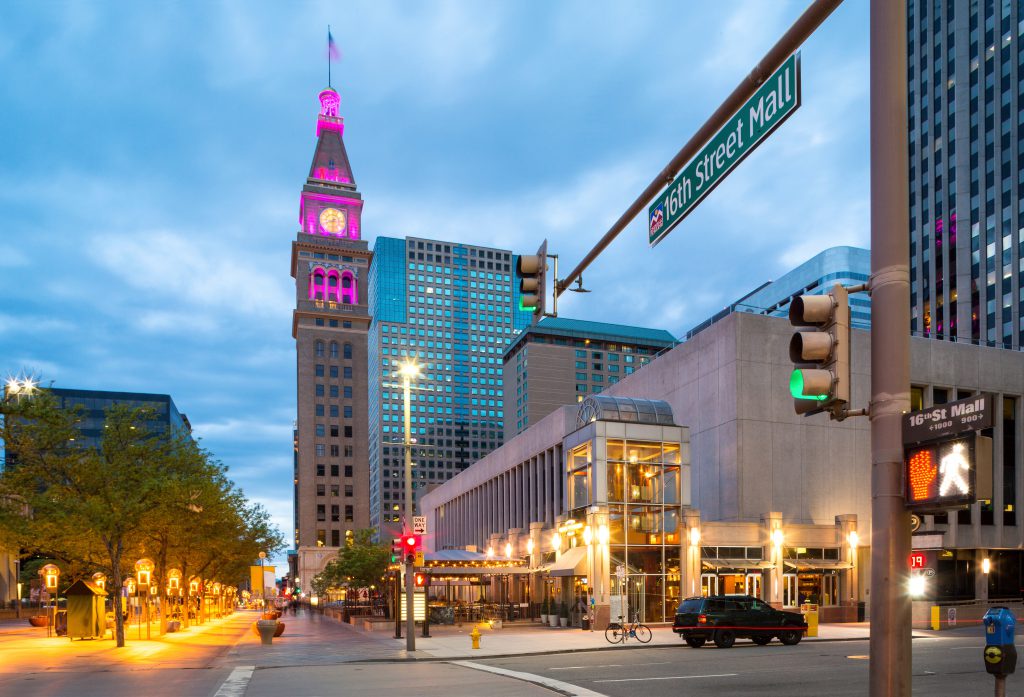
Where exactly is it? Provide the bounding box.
[290,86,372,592]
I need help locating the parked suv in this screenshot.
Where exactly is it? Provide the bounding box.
[672,595,807,648]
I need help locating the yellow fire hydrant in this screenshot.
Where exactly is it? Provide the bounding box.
[470,625,481,650]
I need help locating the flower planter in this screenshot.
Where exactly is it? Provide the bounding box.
[559,616,569,628]
[540,613,549,625]
[549,614,559,628]
[28,616,48,628]
[255,619,278,645]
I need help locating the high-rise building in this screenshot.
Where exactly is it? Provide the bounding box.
[291,87,372,588]
[685,246,872,340]
[907,0,1022,349]
[501,317,676,437]
[46,388,190,448]
[366,236,533,536]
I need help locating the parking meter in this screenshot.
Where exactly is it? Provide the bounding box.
[982,607,1017,677]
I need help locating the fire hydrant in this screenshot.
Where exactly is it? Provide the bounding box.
[470,625,481,650]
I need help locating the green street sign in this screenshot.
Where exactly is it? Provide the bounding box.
[648,52,801,247]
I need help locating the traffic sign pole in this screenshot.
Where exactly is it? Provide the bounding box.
[868,0,912,693]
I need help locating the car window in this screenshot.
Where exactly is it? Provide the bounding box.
[678,599,704,613]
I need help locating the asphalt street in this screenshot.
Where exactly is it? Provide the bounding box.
[476,628,1013,697]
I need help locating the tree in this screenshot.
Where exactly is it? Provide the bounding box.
[322,529,390,592]
[0,391,284,646]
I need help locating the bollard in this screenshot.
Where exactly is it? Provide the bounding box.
[930,606,940,631]
[470,625,481,650]
[805,610,818,638]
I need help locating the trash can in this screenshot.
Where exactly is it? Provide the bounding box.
[256,619,277,645]
[857,602,866,622]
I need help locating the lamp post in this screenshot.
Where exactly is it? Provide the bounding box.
[399,359,420,652]
[123,576,137,639]
[135,558,154,640]
[167,569,181,627]
[526,538,534,620]
[39,564,59,638]
[188,577,200,626]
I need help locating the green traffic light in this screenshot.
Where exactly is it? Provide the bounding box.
[790,370,828,401]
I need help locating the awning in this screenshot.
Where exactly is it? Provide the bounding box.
[421,565,532,575]
[702,559,774,571]
[784,560,853,571]
[542,546,589,577]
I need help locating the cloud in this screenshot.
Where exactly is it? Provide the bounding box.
[88,230,293,319]
[0,245,29,267]
[190,417,294,443]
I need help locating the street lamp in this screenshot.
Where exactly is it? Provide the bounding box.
[398,359,420,652]
[39,564,59,637]
[135,558,154,639]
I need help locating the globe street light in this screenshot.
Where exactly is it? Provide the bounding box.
[134,558,154,640]
[398,359,420,652]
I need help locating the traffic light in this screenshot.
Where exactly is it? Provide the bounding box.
[414,572,426,587]
[788,283,850,419]
[402,534,419,563]
[516,240,548,318]
[390,538,403,564]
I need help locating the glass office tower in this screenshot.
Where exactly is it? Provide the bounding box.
[907,0,1023,348]
[367,236,533,535]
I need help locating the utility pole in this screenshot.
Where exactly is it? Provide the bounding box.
[869,0,912,693]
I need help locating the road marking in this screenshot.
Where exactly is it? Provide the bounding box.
[551,664,622,671]
[453,660,608,697]
[594,673,738,683]
[213,666,255,697]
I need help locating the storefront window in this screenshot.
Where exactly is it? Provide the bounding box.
[568,443,591,509]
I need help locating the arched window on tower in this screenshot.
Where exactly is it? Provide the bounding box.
[309,268,327,301]
[340,271,358,304]
[343,342,352,359]
[315,341,325,357]
[330,342,339,359]
[326,272,340,302]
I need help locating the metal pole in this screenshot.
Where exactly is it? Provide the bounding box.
[995,676,1005,697]
[868,0,911,694]
[554,0,844,297]
[403,372,416,651]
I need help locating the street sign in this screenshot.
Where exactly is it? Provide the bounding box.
[903,394,994,444]
[412,516,427,534]
[648,52,801,246]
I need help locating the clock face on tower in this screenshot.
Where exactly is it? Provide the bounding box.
[319,207,347,234]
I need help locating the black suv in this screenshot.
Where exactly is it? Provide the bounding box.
[672,595,807,648]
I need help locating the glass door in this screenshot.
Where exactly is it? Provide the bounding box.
[783,574,798,607]
[700,573,719,597]
[745,573,762,599]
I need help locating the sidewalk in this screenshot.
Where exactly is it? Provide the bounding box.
[284,616,942,661]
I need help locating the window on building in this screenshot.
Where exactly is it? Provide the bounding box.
[317,505,326,521]
[344,465,353,477]
[315,341,325,357]
[345,485,353,497]
[316,464,325,476]
[345,505,354,522]
[331,505,340,522]
[331,530,340,546]
[330,464,339,477]
[344,367,353,379]
[343,343,353,359]
[317,529,326,546]
[316,484,325,496]
[315,364,325,377]
[330,342,339,359]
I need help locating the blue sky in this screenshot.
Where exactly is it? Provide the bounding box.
[0,1,869,566]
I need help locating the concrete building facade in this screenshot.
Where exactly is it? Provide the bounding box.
[291,87,373,591]
[502,317,676,437]
[423,310,1024,625]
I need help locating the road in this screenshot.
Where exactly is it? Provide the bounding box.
[475,628,1007,696]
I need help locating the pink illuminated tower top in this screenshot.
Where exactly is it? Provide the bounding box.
[299,86,363,240]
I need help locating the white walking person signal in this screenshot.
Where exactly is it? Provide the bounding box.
[938,442,970,496]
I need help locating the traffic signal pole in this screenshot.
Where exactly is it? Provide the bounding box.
[869,0,912,693]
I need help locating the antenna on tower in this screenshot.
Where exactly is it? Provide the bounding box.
[327,25,340,88]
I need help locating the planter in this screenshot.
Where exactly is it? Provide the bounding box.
[255,619,278,645]
[540,614,549,625]
[559,616,569,628]
[549,614,559,628]
[274,621,285,637]
[28,616,48,628]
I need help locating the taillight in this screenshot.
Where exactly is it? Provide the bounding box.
[698,614,707,624]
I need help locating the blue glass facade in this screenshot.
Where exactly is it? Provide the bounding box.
[368,236,533,535]
[45,388,188,449]
[685,246,871,339]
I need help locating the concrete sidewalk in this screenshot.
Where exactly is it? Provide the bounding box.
[334,619,941,660]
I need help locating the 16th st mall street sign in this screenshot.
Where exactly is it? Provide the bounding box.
[648,53,801,246]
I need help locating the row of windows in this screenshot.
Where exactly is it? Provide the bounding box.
[315,464,353,477]
[314,442,354,456]
[316,484,353,497]
[299,251,365,264]
[313,318,353,328]
[314,342,354,359]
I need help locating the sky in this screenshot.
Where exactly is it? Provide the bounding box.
[0,1,870,567]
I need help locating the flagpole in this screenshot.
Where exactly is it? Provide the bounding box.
[328,25,331,87]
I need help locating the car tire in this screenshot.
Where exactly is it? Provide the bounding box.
[751,634,771,645]
[684,634,706,648]
[713,629,736,648]
[778,626,802,646]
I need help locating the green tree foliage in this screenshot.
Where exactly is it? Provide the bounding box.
[314,529,389,596]
[0,391,284,647]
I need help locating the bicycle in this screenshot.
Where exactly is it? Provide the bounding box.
[604,613,652,644]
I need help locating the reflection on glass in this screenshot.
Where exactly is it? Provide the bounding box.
[608,462,625,502]
[607,439,625,461]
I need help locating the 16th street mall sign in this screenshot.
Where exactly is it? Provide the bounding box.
[648,53,801,247]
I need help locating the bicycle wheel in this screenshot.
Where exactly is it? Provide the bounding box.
[604,623,624,644]
[633,623,652,643]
